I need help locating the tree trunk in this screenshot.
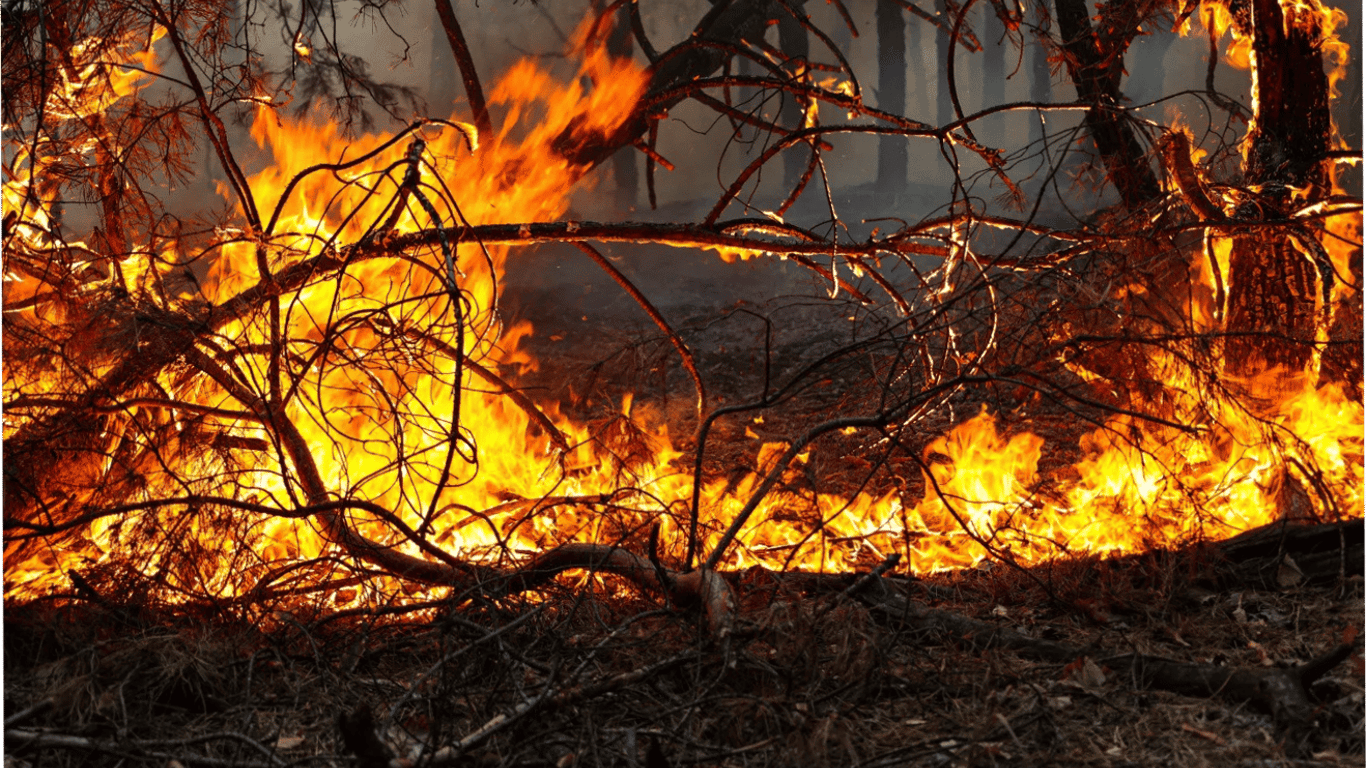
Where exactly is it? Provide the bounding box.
[1028,4,1051,148]
[876,0,907,194]
[778,0,810,189]
[935,0,953,128]
[1321,254,1362,401]
[1125,25,1175,106]
[607,4,638,209]
[980,3,1004,146]
[1224,0,1334,377]
[1051,0,1160,211]
[427,5,456,107]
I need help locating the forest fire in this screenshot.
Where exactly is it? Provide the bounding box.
[4,2,1363,765]
[2,1,1360,619]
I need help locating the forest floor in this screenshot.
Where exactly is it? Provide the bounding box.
[6,545,1362,768]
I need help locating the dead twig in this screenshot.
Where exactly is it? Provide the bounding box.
[573,241,707,420]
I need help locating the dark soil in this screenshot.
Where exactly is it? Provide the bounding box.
[6,557,1363,768]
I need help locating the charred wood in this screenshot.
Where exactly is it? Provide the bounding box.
[1196,516,1364,590]
[1225,0,1336,378]
[1157,130,1226,223]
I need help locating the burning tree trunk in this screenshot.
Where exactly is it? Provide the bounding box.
[1224,0,1336,378]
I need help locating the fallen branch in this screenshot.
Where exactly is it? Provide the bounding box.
[483,542,736,642]
[1195,516,1364,590]
[1106,646,1358,756]
[1044,517,1365,592]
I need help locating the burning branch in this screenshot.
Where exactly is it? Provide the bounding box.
[3,0,1360,657]
[1157,130,1226,223]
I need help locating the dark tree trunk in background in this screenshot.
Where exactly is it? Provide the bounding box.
[1051,0,1161,211]
[1028,5,1052,149]
[428,2,461,112]
[607,6,638,209]
[876,0,907,194]
[778,0,810,189]
[935,0,954,127]
[981,4,1005,146]
[1225,0,1336,379]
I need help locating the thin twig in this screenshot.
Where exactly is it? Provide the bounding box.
[573,241,707,419]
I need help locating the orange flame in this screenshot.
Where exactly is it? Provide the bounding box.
[3,7,1361,610]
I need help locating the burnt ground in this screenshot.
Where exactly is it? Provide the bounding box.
[5,247,1364,768]
[5,555,1363,768]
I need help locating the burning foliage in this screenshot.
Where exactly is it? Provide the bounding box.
[2,0,1362,764]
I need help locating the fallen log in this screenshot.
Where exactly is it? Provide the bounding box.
[1197,516,1364,590]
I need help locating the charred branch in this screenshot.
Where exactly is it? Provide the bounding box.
[1157,130,1226,223]
[432,0,491,139]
